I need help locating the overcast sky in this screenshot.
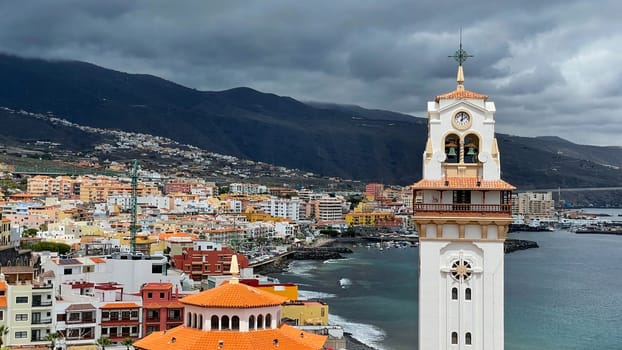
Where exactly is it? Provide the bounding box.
[1,0,621,146]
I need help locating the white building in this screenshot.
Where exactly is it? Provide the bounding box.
[259,197,302,221]
[412,54,514,350]
[229,183,268,195]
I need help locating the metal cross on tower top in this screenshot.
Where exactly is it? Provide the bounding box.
[449,28,473,66]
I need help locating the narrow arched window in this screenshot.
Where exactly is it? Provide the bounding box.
[451,332,458,345]
[465,332,472,345]
[265,314,271,328]
[193,313,197,328]
[232,316,240,330]
[257,314,264,329]
[198,314,203,330]
[222,315,230,330]
[451,287,458,300]
[249,315,255,330]
[211,315,219,330]
[187,312,192,327]
[465,288,472,301]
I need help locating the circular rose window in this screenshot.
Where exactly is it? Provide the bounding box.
[450,259,472,281]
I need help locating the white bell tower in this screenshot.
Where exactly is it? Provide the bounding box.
[414,43,514,350]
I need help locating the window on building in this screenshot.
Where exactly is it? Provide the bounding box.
[231,316,240,330]
[221,315,230,330]
[152,264,163,274]
[64,268,73,275]
[198,315,203,330]
[102,311,109,320]
[110,311,119,320]
[265,314,271,329]
[101,328,108,335]
[187,313,192,327]
[69,313,80,321]
[249,315,255,330]
[131,310,138,318]
[160,292,165,298]
[15,331,27,339]
[15,314,28,321]
[451,332,458,345]
[451,287,458,300]
[168,309,180,320]
[147,292,153,299]
[146,326,159,334]
[453,190,471,204]
[211,315,219,330]
[15,296,28,304]
[121,311,130,320]
[257,314,263,329]
[147,310,159,320]
[131,326,138,334]
[0,310,3,320]
[465,332,472,345]
[465,288,472,301]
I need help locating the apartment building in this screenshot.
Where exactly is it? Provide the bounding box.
[2,266,54,347]
[27,175,80,199]
[140,283,184,334]
[513,192,555,219]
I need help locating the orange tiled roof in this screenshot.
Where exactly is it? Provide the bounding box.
[133,324,326,350]
[142,282,173,291]
[89,257,106,264]
[100,302,140,309]
[412,177,515,190]
[180,282,288,308]
[435,88,488,102]
[0,297,6,308]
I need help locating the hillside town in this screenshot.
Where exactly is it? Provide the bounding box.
[0,159,614,350]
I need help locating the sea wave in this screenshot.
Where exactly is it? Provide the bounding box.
[283,260,319,277]
[298,289,337,300]
[323,258,351,264]
[329,313,387,350]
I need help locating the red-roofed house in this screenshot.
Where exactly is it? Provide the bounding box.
[140,282,184,335]
[100,302,141,342]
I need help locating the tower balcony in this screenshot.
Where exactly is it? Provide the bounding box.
[414,203,512,215]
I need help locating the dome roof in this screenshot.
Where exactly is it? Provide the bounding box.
[180,282,288,308]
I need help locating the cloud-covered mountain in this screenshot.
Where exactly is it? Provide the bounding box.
[0,53,620,188]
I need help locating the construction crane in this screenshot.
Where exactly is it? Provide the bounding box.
[130,160,138,254]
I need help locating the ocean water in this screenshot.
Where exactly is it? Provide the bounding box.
[269,210,622,350]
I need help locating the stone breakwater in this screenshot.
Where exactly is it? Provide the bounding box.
[505,239,539,253]
[290,246,353,260]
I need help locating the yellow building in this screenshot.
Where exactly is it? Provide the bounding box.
[79,177,160,203]
[281,301,329,326]
[344,211,397,226]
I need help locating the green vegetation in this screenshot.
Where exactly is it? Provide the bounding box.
[121,337,134,350]
[22,228,38,237]
[27,241,71,254]
[96,336,112,350]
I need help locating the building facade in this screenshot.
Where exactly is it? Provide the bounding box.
[413,55,514,350]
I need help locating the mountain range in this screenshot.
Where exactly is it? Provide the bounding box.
[0,53,620,190]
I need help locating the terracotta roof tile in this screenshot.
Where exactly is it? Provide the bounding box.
[89,257,106,264]
[66,303,96,311]
[412,177,515,190]
[133,324,326,350]
[101,302,140,309]
[435,88,488,102]
[0,297,6,308]
[141,282,173,291]
[180,282,288,308]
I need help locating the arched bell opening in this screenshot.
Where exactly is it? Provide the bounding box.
[444,134,460,163]
[463,134,479,164]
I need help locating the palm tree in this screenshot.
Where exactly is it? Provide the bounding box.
[0,325,8,348]
[96,336,112,350]
[46,332,59,350]
[121,337,134,350]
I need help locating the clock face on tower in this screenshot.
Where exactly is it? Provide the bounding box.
[452,111,472,130]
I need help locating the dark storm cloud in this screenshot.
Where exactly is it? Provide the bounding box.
[0,0,621,146]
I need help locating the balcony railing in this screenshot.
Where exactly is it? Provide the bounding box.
[31,318,53,325]
[67,318,95,324]
[414,203,512,214]
[32,300,53,307]
[167,317,182,322]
